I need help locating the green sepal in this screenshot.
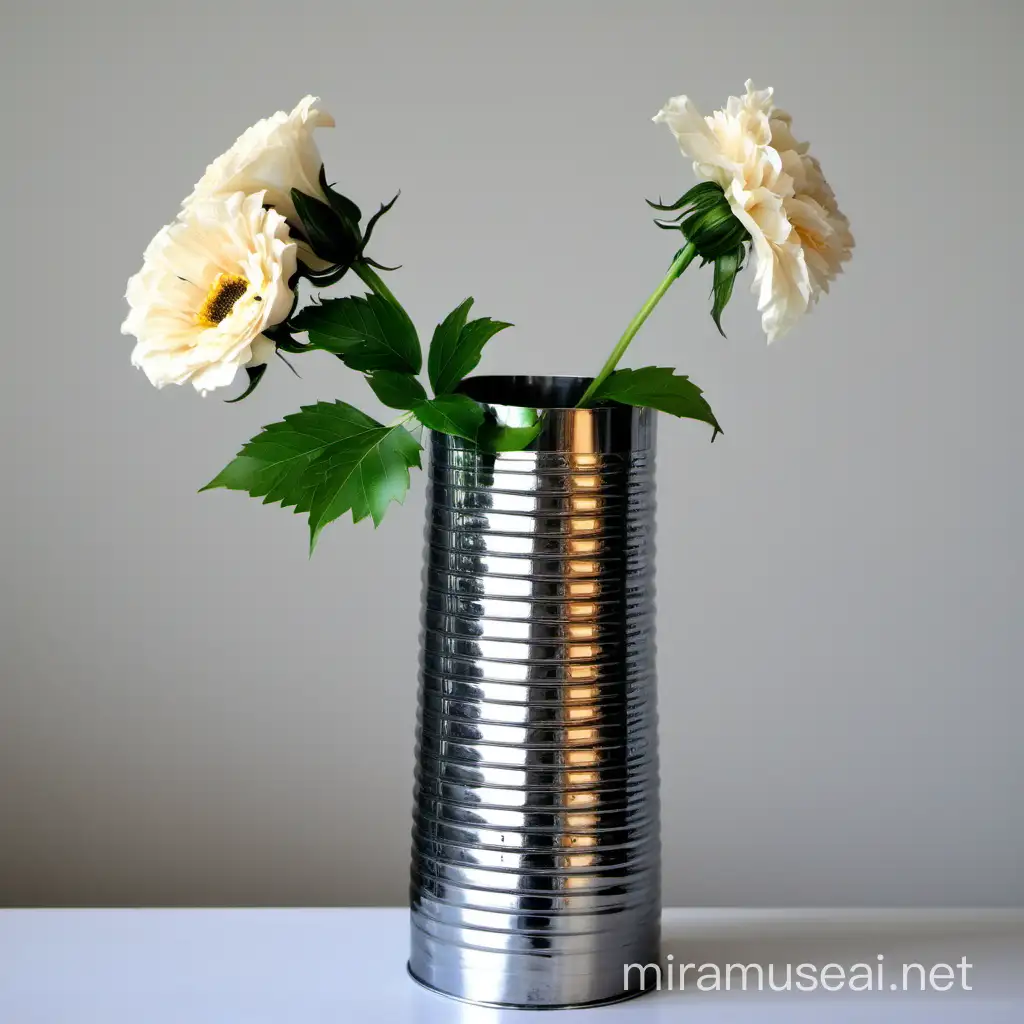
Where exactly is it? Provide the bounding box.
[263,323,311,354]
[291,294,421,374]
[291,188,362,267]
[711,244,746,337]
[652,183,729,231]
[413,394,487,442]
[647,181,724,213]
[361,256,402,272]
[684,207,749,261]
[201,400,422,551]
[427,298,513,395]
[589,366,721,440]
[301,262,351,288]
[224,363,267,404]
[651,180,751,263]
[368,370,427,410]
[360,192,400,253]
[317,165,362,230]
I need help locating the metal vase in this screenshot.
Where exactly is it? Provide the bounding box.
[408,376,660,1009]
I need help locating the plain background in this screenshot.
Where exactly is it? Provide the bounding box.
[1,0,1021,908]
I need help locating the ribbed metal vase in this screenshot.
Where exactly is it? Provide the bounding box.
[409,376,660,1009]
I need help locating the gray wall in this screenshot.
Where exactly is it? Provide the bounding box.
[2,0,1021,908]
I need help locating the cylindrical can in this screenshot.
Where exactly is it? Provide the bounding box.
[409,376,660,1009]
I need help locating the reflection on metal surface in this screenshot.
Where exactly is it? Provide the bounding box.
[409,376,660,1009]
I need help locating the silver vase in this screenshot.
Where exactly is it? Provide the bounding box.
[407,376,660,1009]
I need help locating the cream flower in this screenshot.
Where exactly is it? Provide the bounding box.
[122,191,298,394]
[183,96,335,226]
[654,80,853,341]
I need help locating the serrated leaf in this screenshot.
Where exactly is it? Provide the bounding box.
[711,244,745,337]
[427,298,512,395]
[368,370,427,410]
[291,294,421,374]
[201,400,422,550]
[413,394,486,442]
[426,298,472,392]
[590,366,722,440]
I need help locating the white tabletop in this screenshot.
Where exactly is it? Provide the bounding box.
[1,907,1021,1022]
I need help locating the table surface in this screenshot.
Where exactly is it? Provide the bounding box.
[1,907,1022,1023]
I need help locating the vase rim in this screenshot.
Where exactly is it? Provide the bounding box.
[457,375,596,410]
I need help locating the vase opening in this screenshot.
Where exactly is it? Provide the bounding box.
[458,375,595,410]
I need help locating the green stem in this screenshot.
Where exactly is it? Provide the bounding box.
[353,261,400,306]
[576,242,697,407]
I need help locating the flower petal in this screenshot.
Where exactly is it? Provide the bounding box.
[123,192,297,394]
[653,95,732,175]
[182,97,335,226]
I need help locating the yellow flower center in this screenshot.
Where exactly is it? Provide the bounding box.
[197,273,250,327]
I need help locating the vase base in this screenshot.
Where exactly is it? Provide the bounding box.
[407,962,660,1011]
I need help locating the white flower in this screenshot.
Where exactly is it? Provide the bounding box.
[122,191,297,394]
[183,96,335,226]
[654,80,853,341]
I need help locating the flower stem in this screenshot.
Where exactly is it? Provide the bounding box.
[354,261,400,306]
[576,242,698,407]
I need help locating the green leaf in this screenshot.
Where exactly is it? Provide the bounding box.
[413,394,486,442]
[427,298,512,395]
[290,189,361,267]
[291,294,421,374]
[475,403,545,452]
[711,244,746,337]
[368,370,427,410]
[479,417,545,452]
[590,366,722,440]
[201,400,422,550]
[426,298,472,392]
